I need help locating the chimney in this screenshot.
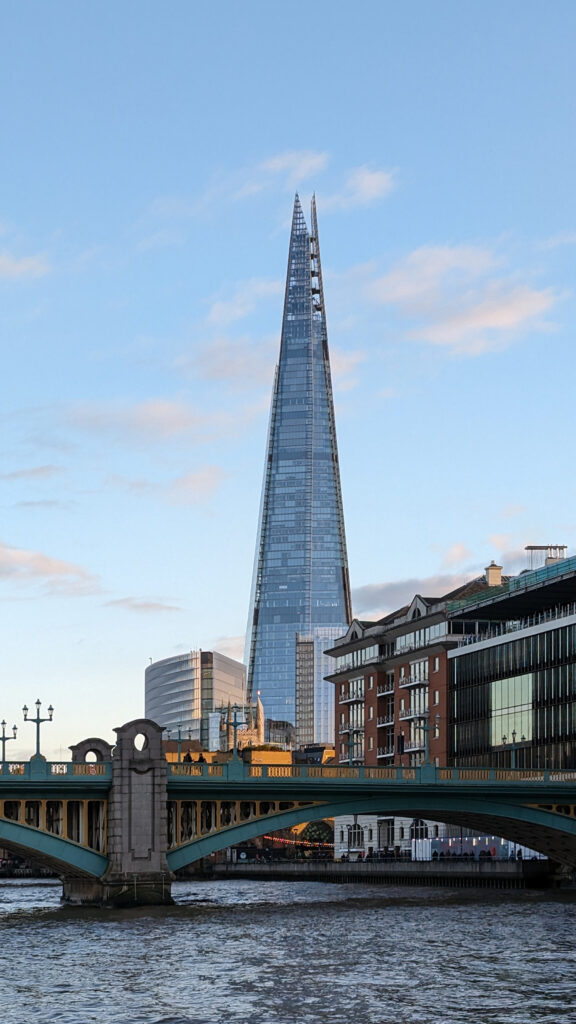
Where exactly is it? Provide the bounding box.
[485,561,503,587]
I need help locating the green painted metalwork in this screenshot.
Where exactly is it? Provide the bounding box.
[166,761,576,869]
[3,756,576,873]
[0,819,108,877]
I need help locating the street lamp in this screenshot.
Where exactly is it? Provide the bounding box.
[421,713,440,765]
[166,724,191,763]
[1,720,17,765]
[225,704,244,760]
[23,699,54,758]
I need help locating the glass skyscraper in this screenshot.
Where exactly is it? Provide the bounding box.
[246,195,351,745]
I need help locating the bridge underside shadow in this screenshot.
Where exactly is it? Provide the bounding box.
[166,795,576,872]
[0,820,108,879]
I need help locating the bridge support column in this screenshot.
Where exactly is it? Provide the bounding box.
[64,719,174,906]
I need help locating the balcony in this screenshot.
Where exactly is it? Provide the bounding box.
[398,706,429,721]
[338,725,351,735]
[398,675,429,690]
[404,740,425,753]
[377,747,394,758]
[377,714,394,726]
[377,684,394,697]
[339,692,365,705]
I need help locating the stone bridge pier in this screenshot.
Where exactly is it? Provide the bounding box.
[62,719,174,906]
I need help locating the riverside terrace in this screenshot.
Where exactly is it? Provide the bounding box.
[2,718,576,905]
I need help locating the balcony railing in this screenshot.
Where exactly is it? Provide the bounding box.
[339,692,365,705]
[454,601,576,650]
[377,684,394,697]
[377,714,394,726]
[399,675,429,690]
[377,747,395,758]
[398,706,429,721]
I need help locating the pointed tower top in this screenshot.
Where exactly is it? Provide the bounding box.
[290,192,307,235]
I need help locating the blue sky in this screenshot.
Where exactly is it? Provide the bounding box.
[1,1,575,756]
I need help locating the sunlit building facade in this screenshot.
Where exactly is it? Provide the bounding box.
[245,195,351,744]
[145,650,245,749]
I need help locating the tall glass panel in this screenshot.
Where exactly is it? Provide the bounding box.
[246,196,351,743]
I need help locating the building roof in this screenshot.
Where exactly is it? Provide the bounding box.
[446,555,576,620]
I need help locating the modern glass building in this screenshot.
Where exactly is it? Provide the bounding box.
[246,195,352,744]
[145,650,246,749]
[448,554,576,769]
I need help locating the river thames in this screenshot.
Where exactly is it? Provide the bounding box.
[1,878,575,1024]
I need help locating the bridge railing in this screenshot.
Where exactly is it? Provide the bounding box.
[167,762,576,784]
[0,761,112,780]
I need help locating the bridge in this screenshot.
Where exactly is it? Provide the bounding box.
[2,718,576,905]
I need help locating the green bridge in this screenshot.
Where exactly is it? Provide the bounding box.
[1,718,576,905]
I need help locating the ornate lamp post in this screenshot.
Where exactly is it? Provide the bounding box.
[1,720,17,765]
[166,724,191,763]
[23,699,54,758]
[225,705,243,760]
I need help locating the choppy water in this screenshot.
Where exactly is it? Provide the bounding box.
[0,878,575,1024]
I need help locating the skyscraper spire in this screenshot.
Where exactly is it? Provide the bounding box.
[246,196,351,745]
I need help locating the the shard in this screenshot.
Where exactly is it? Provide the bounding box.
[246,195,352,745]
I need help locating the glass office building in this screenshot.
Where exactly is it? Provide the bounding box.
[145,650,246,749]
[448,555,576,769]
[246,195,351,743]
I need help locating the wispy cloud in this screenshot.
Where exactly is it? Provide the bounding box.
[0,540,99,594]
[500,503,526,519]
[539,231,576,250]
[440,542,474,569]
[352,572,477,618]
[210,634,246,663]
[112,465,226,505]
[321,167,395,211]
[105,597,181,614]
[330,348,366,392]
[487,533,528,573]
[14,500,71,510]
[370,245,499,307]
[0,465,62,481]
[68,398,229,445]
[206,278,283,326]
[181,335,277,390]
[0,250,49,279]
[236,150,330,198]
[368,243,562,355]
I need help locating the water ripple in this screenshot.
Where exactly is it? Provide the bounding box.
[1,879,575,1023]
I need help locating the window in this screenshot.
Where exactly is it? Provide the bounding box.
[434,690,440,705]
[433,657,440,673]
[368,675,374,689]
[368,736,374,750]
[368,707,373,720]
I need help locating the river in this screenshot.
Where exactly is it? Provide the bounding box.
[0,878,575,1023]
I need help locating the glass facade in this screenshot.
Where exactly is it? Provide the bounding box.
[145,650,245,747]
[451,620,576,768]
[246,196,351,741]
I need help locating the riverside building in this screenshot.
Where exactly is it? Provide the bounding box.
[326,547,576,858]
[245,195,351,746]
[447,547,576,770]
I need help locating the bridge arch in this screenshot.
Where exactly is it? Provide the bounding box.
[0,819,108,878]
[166,794,576,871]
